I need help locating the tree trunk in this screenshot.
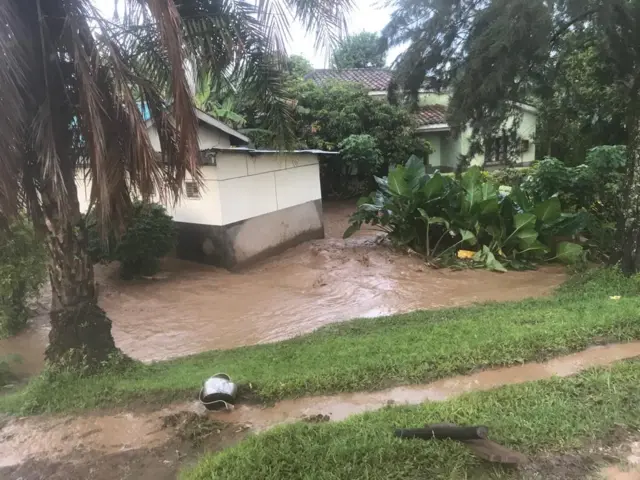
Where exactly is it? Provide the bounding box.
[41,169,117,368]
[619,99,640,275]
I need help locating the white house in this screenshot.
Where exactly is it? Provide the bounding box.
[76,109,330,269]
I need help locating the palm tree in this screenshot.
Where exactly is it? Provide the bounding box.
[0,0,350,368]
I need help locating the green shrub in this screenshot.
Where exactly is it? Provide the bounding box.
[345,156,583,271]
[0,218,47,337]
[520,147,625,261]
[487,167,530,188]
[87,202,176,279]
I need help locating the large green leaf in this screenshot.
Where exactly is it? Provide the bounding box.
[404,155,426,179]
[429,217,450,229]
[387,167,409,196]
[513,212,536,231]
[510,186,534,212]
[343,223,360,239]
[485,251,507,272]
[516,228,538,249]
[556,242,583,264]
[480,182,498,200]
[477,198,500,215]
[356,196,370,207]
[460,229,477,246]
[461,166,483,191]
[534,197,561,224]
[423,172,444,199]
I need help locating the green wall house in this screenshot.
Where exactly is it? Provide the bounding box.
[306,68,536,171]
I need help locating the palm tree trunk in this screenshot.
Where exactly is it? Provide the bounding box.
[620,101,640,275]
[40,167,117,367]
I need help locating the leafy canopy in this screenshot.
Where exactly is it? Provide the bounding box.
[332,32,387,68]
[383,0,640,148]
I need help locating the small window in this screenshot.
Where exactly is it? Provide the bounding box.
[520,139,530,153]
[185,181,200,199]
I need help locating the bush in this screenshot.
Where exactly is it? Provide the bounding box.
[87,202,176,279]
[520,147,625,261]
[488,167,530,188]
[0,218,47,337]
[346,156,583,271]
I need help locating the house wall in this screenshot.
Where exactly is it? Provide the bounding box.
[418,92,450,106]
[460,107,537,167]
[77,148,325,269]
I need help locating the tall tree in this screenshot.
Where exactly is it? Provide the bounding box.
[0,0,350,368]
[286,54,314,79]
[332,31,387,68]
[383,0,640,274]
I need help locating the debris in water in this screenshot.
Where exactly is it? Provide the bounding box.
[302,414,331,423]
[161,411,224,446]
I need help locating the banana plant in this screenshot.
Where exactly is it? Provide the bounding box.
[345,157,583,270]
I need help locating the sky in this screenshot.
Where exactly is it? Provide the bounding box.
[92,0,395,68]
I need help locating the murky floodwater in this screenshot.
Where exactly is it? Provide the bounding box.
[2,342,639,470]
[0,200,566,376]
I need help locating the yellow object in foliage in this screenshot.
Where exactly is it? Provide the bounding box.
[457,250,475,259]
[609,296,621,300]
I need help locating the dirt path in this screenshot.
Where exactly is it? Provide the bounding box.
[0,200,566,378]
[2,342,640,479]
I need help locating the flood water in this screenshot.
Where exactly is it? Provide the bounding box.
[0,200,566,376]
[2,342,640,470]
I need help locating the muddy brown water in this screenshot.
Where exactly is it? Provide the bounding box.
[0,200,566,377]
[2,342,640,478]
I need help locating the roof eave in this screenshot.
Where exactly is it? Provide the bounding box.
[416,123,451,133]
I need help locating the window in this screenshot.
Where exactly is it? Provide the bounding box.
[185,181,200,199]
[484,130,520,164]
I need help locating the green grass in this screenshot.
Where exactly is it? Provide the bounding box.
[2,268,640,415]
[182,360,640,480]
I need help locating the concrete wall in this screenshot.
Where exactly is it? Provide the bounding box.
[176,199,324,269]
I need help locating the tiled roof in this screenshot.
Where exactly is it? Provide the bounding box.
[304,68,393,91]
[415,105,448,127]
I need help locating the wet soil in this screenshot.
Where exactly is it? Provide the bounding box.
[0,200,566,378]
[0,409,247,480]
[2,342,639,479]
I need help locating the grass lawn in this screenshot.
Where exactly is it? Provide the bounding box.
[182,359,640,480]
[1,268,640,415]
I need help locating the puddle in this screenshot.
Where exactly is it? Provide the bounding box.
[0,200,566,376]
[207,342,640,430]
[2,342,639,472]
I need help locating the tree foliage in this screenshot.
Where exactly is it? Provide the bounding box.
[535,30,626,164]
[286,55,314,79]
[332,32,387,68]
[383,0,640,273]
[0,218,47,337]
[291,81,430,164]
